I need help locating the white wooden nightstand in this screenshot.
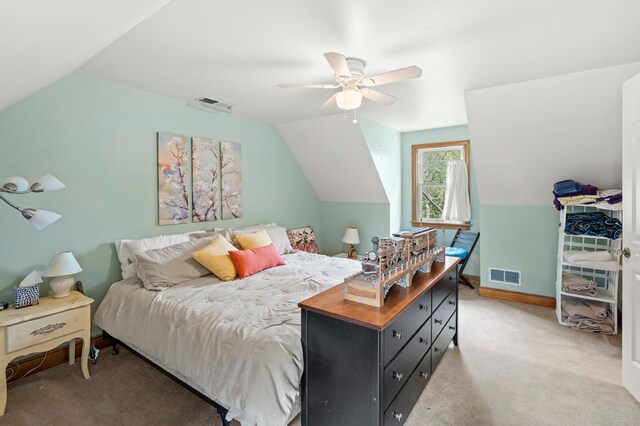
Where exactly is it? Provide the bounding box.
[333,253,362,260]
[0,291,93,415]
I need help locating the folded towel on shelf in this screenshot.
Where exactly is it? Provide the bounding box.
[563,250,620,271]
[561,273,596,295]
[553,180,583,196]
[557,194,598,206]
[571,318,614,334]
[563,250,614,263]
[596,189,622,206]
[562,298,609,320]
[564,212,622,240]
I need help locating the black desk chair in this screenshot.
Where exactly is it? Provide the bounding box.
[447,230,480,289]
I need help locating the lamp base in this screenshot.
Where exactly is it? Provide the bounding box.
[49,275,74,298]
[348,245,359,260]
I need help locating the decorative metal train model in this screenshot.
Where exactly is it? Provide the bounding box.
[344,228,443,307]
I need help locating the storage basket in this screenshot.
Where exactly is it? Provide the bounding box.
[14,284,40,308]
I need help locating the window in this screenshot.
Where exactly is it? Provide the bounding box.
[411,140,470,229]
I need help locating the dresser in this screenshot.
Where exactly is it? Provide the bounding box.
[0,291,93,415]
[299,256,460,426]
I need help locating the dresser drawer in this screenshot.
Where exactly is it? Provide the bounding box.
[432,291,457,340]
[5,307,86,354]
[383,349,432,425]
[432,314,457,372]
[431,269,456,310]
[384,317,431,409]
[383,290,431,366]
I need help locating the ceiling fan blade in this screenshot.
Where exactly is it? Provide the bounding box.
[277,83,339,89]
[361,65,422,87]
[324,52,351,79]
[360,88,397,105]
[321,93,338,109]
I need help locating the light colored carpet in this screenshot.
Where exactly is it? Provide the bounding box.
[3,286,639,425]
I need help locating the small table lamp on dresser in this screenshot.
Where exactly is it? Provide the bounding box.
[43,251,82,298]
[342,227,360,260]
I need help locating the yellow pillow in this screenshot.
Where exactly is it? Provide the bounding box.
[234,229,273,250]
[192,235,238,281]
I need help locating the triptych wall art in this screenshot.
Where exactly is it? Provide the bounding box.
[157,132,243,226]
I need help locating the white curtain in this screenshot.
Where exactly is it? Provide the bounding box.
[442,159,471,222]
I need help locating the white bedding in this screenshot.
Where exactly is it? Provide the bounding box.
[94,251,361,426]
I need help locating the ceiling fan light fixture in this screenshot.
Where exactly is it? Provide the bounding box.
[336,88,362,110]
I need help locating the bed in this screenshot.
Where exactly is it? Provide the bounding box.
[94,251,361,426]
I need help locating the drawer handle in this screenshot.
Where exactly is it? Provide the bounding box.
[392,371,404,382]
[419,337,429,345]
[449,325,456,331]
[392,330,403,339]
[434,319,442,324]
[448,300,456,305]
[30,322,66,336]
[419,371,428,379]
[434,346,440,353]
[419,304,428,311]
[392,411,403,422]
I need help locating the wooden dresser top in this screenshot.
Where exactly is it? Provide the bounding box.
[299,256,459,330]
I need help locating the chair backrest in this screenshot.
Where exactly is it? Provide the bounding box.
[450,230,479,253]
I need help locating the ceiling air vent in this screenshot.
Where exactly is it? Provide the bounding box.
[187,97,233,114]
[488,268,521,286]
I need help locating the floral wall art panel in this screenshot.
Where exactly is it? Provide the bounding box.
[191,137,220,222]
[220,141,243,219]
[157,132,190,225]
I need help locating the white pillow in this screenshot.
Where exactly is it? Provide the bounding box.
[115,233,194,279]
[231,226,293,255]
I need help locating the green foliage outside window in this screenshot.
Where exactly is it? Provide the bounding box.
[419,148,462,220]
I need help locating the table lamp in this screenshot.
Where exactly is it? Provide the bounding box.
[43,251,82,298]
[342,227,360,260]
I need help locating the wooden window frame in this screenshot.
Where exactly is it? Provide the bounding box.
[411,140,471,230]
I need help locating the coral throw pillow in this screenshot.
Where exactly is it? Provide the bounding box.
[192,235,239,281]
[229,244,286,278]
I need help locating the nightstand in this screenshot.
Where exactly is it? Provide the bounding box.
[0,291,93,415]
[333,253,362,260]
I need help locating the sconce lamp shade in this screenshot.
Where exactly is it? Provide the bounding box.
[43,251,82,277]
[2,176,29,192]
[33,174,66,192]
[25,209,62,230]
[342,227,360,245]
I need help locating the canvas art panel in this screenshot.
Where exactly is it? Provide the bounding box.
[192,137,220,222]
[221,141,243,219]
[157,132,190,225]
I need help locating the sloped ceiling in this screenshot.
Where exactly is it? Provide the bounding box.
[278,115,388,203]
[0,0,172,112]
[74,0,640,131]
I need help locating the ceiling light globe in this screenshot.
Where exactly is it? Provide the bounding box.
[336,89,363,110]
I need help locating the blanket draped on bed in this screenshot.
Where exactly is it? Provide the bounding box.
[94,251,362,426]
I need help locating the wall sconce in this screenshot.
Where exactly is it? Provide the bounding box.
[0,174,65,230]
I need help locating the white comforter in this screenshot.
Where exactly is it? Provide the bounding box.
[94,251,361,426]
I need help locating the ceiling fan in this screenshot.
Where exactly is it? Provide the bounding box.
[277,52,422,111]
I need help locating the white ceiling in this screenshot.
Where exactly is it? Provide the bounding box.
[0,0,172,112]
[5,0,640,132]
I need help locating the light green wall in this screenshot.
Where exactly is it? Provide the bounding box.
[0,74,321,308]
[479,205,559,297]
[358,115,402,233]
[401,125,480,275]
[319,202,390,256]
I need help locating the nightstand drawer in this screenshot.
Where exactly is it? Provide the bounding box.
[5,307,86,353]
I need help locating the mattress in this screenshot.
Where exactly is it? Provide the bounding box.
[94,251,361,426]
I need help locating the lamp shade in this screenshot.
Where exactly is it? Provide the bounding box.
[35,174,65,192]
[342,227,360,245]
[2,176,29,192]
[28,209,61,230]
[336,88,363,110]
[43,251,82,277]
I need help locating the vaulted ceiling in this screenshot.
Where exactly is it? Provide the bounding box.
[3,0,640,131]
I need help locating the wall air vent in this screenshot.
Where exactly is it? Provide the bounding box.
[187,97,233,114]
[488,267,521,285]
